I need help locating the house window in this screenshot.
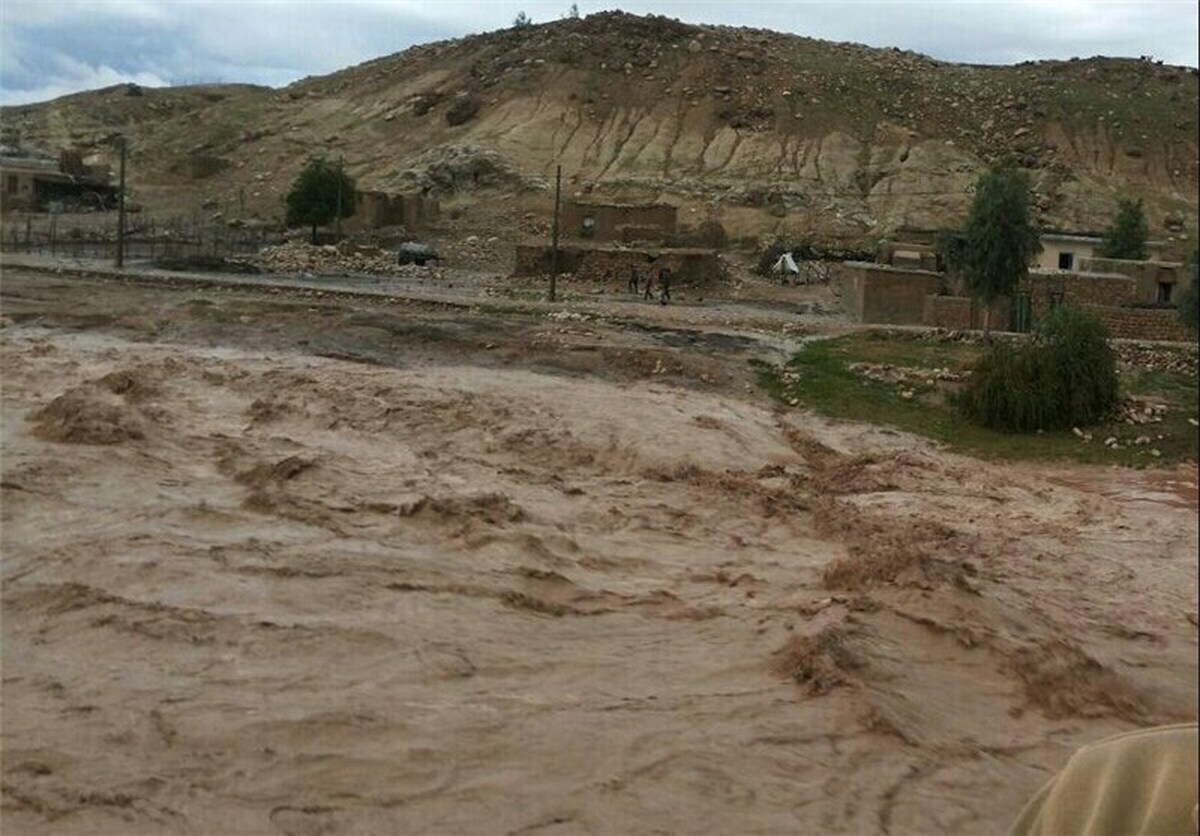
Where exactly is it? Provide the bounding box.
[1157,282,1174,304]
[1058,252,1074,270]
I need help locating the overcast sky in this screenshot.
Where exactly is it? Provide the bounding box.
[2,1,1197,105]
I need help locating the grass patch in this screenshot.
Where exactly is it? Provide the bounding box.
[758,331,1198,466]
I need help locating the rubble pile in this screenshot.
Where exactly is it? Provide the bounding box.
[1113,342,1198,377]
[438,233,510,267]
[394,145,534,195]
[849,362,968,386]
[1115,397,1170,426]
[545,310,594,323]
[920,331,1198,377]
[918,329,1020,346]
[1070,396,1188,455]
[253,240,444,277]
[846,361,969,401]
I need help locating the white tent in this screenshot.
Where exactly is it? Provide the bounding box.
[771,252,800,275]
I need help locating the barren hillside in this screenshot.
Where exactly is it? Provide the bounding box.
[3,12,1197,249]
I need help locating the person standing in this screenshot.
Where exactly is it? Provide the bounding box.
[659,266,672,305]
[628,266,639,295]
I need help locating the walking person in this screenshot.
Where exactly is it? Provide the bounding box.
[658,266,672,305]
[628,266,639,295]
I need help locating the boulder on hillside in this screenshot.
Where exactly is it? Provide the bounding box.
[446,96,481,126]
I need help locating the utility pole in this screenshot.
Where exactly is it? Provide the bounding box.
[549,164,561,302]
[115,135,127,268]
[335,156,344,242]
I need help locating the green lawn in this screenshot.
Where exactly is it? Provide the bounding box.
[757,331,1199,466]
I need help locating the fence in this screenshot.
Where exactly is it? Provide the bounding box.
[0,213,283,261]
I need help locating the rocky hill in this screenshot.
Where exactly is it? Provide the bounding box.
[3,12,1197,251]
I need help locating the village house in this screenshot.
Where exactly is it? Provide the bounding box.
[1,148,118,213]
[844,225,1191,342]
[1036,230,1165,271]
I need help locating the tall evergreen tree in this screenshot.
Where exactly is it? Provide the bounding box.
[962,162,1042,339]
[934,229,968,279]
[1179,248,1198,331]
[1099,198,1149,260]
[284,157,355,245]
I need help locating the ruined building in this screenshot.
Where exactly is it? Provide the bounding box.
[1,148,119,213]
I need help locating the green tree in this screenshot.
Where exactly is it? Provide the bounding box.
[284,157,355,245]
[962,162,1042,339]
[1179,248,1198,331]
[513,10,532,27]
[934,229,968,279]
[1099,198,1149,260]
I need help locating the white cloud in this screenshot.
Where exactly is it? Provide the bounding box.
[1,1,1196,105]
[0,65,169,106]
[2,0,174,26]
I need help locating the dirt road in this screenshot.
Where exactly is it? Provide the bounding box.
[2,267,1196,835]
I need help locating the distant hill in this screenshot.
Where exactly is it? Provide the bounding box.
[3,12,1197,252]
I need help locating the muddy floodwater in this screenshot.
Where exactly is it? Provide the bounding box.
[2,268,1196,835]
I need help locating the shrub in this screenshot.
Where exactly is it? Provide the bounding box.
[959,306,1118,432]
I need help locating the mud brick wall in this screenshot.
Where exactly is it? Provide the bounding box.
[619,225,669,244]
[400,193,439,226]
[1086,305,1193,342]
[351,191,439,230]
[1079,257,1185,304]
[840,262,945,324]
[923,295,973,329]
[922,295,1011,330]
[562,202,678,242]
[187,154,229,180]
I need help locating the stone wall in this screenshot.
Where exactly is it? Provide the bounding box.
[840,262,945,324]
[513,243,722,285]
[1078,257,1186,305]
[1022,270,1137,320]
[1085,305,1193,342]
